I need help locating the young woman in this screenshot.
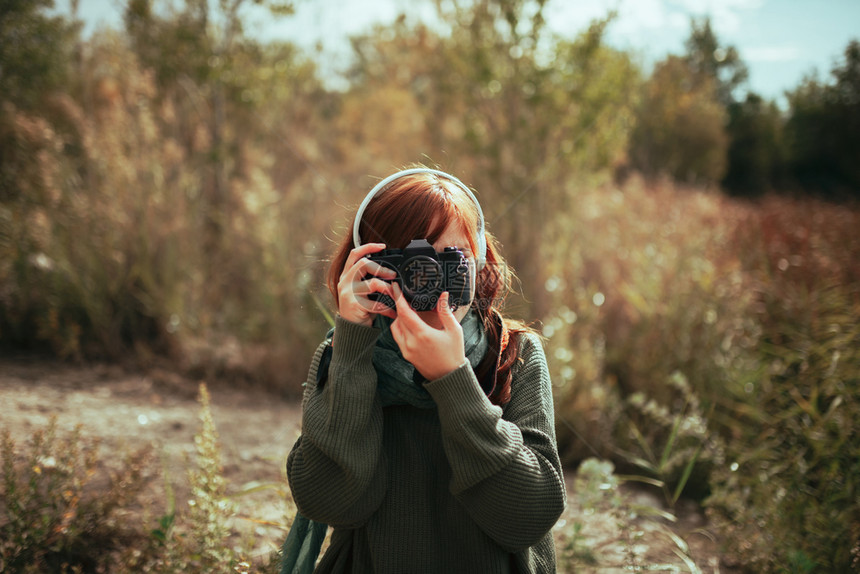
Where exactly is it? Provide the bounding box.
[285,167,566,573]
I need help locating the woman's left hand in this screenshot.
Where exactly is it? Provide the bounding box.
[389,284,467,381]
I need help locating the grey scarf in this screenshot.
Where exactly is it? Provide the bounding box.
[372,309,489,408]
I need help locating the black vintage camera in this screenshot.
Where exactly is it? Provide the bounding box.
[365,239,472,311]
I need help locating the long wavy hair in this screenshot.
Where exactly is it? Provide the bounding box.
[326,168,532,406]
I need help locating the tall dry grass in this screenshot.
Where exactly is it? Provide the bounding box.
[0,34,336,393]
[540,177,860,571]
[2,15,859,571]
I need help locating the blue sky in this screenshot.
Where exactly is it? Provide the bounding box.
[72,0,860,105]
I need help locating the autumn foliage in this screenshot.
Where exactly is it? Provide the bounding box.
[1,0,859,571]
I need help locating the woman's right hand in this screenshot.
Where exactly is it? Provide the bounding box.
[337,243,398,327]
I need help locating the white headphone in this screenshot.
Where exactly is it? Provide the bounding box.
[352,168,487,270]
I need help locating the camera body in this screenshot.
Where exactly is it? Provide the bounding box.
[366,239,472,311]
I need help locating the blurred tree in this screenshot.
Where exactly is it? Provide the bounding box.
[340,16,438,173]
[0,0,389,364]
[0,0,80,351]
[628,17,747,186]
[784,74,830,193]
[785,40,860,198]
[122,0,298,299]
[344,2,639,317]
[548,17,641,177]
[630,55,728,185]
[828,39,860,192]
[722,92,786,197]
[430,0,558,319]
[680,16,796,195]
[683,16,748,107]
[125,0,240,254]
[0,0,79,110]
[0,0,78,202]
[124,0,211,89]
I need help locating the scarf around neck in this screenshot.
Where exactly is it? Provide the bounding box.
[372,309,489,409]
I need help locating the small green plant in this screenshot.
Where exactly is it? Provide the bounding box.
[141,383,244,573]
[558,458,703,572]
[618,371,715,507]
[187,383,236,568]
[94,383,296,574]
[559,521,598,567]
[0,419,152,573]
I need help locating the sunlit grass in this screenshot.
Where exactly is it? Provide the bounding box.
[542,177,860,571]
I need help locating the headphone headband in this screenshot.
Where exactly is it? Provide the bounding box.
[352,168,487,270]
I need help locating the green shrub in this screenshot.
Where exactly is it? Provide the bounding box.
[548,179,759,467]
[549,185,860,571]
[0,385,299,573]
[0,420,152,573]
[704,197,860,572]
[557,457,703,572]
[127,383,278,574]
[706,283,860,571]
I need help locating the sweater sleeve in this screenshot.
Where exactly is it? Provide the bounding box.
[286,316,388,528]
[423,333,566,551]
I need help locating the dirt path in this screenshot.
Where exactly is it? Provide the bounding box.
[1,357,304,561]
[1,357,728,571]
[0,358,302,482]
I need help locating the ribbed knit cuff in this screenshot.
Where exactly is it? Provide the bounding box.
[320,316,383,427]
[331,315,380,364]
[424,364,521,492]
[423,363,493,414]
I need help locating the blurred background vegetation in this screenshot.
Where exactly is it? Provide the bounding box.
[1,0,859,571]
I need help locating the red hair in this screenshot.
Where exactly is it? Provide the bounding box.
[327,169,532,406]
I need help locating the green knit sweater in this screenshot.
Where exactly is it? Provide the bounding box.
[286,317,566,573]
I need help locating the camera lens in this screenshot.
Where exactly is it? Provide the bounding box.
[400,256,443,298]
